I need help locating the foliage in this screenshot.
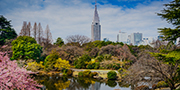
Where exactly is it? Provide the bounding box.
[54,58,71,71]
[82,70,91,77]
[151,50,180,90]
[78,71,97,78]
[78,71,83,77]
[66,69,73,76]
[156,81,169,88]
[157,0,180,43]
[118,68,128,79]
[11,36,42,60]
[44,50,59,71]
[135,85,149,90]
[0,52,42,89]
[106,80,117,87]
[62,46,84,63]
[95,55,104,62]
[27,61,44,72]
[100,60,123,70]
[74,54,91,69]
[54,37,64,47]
[107,71,117,80]
[99,45,119,56]
[89,47,99,57]
[94,62,100,69]
[0,15,17,45]
[86,62,95,69]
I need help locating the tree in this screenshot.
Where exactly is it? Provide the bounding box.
[43,25,52,48]
[44,50,59,71]
[37,23,43,45]
[66,35,90,46]
[157,0,180,43]
[32,22,38,41]
[0,51,42,89]
[124,49,180,90]
[11,36,42,60]
[19,21,31,36]
[60,46,84,63]
[0,15,17,45]
[54,37,64,47]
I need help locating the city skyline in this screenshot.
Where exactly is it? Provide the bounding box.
[0,0,173,42]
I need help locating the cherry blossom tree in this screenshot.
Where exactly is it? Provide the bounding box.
[0,50,42,89]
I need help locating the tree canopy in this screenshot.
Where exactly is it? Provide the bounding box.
[157,0,180,43]
[54,37,64,47]
[0,15,17,45]
[11,36,42,60]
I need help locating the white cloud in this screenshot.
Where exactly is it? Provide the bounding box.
[1,0,172,42]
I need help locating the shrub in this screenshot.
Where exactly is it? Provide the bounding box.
[86,62,95,69]
[44,50,59,71]
[156,81,169,88]
[107,71,117,80]
[94,62,100,69]
[135,85,149,90]
[83,70,91,77]
[78,71,83,77]
[54,58,71,71]
[90,72,98,77]
[95,55,104,62]
[66,69,73,76]
[74,54,91,69]
[27,61,44,72]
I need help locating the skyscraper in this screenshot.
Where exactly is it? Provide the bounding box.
[91,0,101,41]
[131,32,142,45]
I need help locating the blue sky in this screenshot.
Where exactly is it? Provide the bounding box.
[0,0,173,42]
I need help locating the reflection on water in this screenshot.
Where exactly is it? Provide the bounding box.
[35,75,131,90]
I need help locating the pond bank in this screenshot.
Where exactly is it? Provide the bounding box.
[35,69,121,81]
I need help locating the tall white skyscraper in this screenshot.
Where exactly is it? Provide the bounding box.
[117,31,128,43]
[91,0,101,41]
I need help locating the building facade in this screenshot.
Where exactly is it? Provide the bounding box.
[131,32,142,45]
[91,1,101,41]
[117,31,128,43]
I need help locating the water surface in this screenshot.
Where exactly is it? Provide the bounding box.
[35,75,131,90]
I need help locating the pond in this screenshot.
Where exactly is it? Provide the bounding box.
[35,75,131,90]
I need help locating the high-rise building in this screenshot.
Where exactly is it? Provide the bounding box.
[117,31,128,43]
[91,1,101,41]
[131,32,142,45]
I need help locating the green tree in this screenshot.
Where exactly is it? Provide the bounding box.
[74,54,91,69]
[157,0,180,43]
[54,37,64,47]
[11,36,42,60]
[0,15,17,45]
[44,50,59,71]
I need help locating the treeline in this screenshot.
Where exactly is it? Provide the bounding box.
[19,21,52,48]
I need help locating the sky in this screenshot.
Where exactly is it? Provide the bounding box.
[0,0,173,42]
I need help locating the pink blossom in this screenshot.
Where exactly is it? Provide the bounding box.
[0,52,42,90]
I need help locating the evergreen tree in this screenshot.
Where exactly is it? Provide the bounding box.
[157,0,180,43]
[54,37,64,47]
[0,15,17,45]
